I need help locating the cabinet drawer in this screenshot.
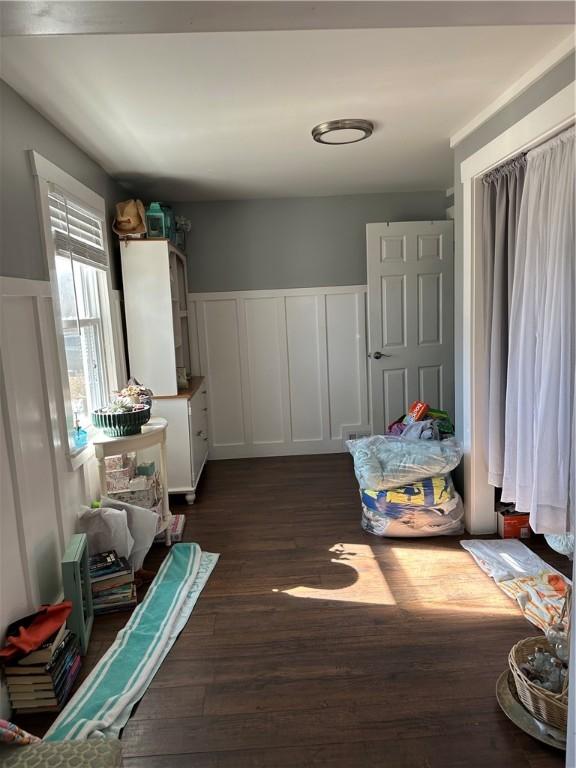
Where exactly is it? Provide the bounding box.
[189,387,209,484]
[190,390,208,437]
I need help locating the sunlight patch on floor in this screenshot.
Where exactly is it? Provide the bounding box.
[383,543,519,618]
[281,543,397,606]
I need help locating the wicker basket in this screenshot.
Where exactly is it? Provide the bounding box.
[508,587,571,732]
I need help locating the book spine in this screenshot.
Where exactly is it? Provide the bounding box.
[45,633,76,673]
[93,601,137,615]
[51,643,80,691]
[57,655,81,705]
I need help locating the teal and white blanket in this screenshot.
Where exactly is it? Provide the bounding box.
[45,543,218,741]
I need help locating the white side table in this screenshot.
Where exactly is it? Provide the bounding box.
[92,417,173,546]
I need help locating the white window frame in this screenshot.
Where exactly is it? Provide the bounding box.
[31,151,119,469]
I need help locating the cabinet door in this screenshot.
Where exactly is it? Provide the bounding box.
[190,388,209,485]
[151,398,192,492]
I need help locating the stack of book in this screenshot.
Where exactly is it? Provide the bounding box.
[4,627,81,714]
[89,550,137,615]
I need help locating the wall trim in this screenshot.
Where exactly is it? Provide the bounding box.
[0,275,51,297]
[450,36,575,148]
[190,284,367,302]
[460,83,575,181]
[190,285,370,460]
[34,296,66,554]
[0,356,35,610]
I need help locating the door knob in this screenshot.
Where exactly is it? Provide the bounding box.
[368,351,391,359]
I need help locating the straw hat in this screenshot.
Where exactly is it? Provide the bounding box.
[113,199,147,236]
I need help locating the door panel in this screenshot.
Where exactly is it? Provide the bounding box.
[417,273,442,345]
[381,275,406,348]
[383,368,409,426]
[367,221,454,433]
[418,365,443,408]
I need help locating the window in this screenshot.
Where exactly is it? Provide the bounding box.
[50,191,111,428]
[32,153,117,459]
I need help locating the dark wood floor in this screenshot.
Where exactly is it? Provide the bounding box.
[22,454,571,767]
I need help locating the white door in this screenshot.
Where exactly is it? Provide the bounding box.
[366,220,454,434]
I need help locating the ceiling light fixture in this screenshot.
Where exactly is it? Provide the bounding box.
[312,119,374,145]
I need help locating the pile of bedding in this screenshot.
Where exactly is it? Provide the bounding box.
[347,412,464,538]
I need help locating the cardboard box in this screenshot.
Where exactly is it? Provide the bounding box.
[106,467,132,492]
[497,509,531,539]
[108,473,161,509]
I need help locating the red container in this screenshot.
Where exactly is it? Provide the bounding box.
[497,510,531,539]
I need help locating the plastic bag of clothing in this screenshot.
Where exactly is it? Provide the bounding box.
[347,434,462,491]
[360,475,464,537]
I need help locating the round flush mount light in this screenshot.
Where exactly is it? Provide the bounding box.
[312,118,374,145]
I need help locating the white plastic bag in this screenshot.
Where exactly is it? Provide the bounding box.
[361,493,464,538]
[77,506,134,560]
[347,435,463,490]
[460,539,566,583]
[101,496,159,571]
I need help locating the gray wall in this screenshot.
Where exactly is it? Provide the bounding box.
[0,80,126,287]
[173,192,447,293]
[452,51,575,440]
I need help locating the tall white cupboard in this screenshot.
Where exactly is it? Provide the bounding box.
[121,240,208,501]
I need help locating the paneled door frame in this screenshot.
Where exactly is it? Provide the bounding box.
[366,220,454,435]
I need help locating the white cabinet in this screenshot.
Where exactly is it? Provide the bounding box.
[121,240,209,500]
[151,378,208,502]
[121,239,190,396]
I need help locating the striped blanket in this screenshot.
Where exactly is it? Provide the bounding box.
[45,543,218,741]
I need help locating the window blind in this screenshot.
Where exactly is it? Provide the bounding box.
[48,188,108,269]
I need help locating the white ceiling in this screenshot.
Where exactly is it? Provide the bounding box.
[2,26,572,200]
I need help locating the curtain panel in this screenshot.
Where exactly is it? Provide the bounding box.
[482,156,526,488]
[502,127,575,534]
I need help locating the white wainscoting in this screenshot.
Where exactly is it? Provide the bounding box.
[0,278,125,718]
[189,286,370,459]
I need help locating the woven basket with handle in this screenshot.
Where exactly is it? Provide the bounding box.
[508,586,571,732]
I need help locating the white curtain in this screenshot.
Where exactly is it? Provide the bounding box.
[501,128,575,534]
